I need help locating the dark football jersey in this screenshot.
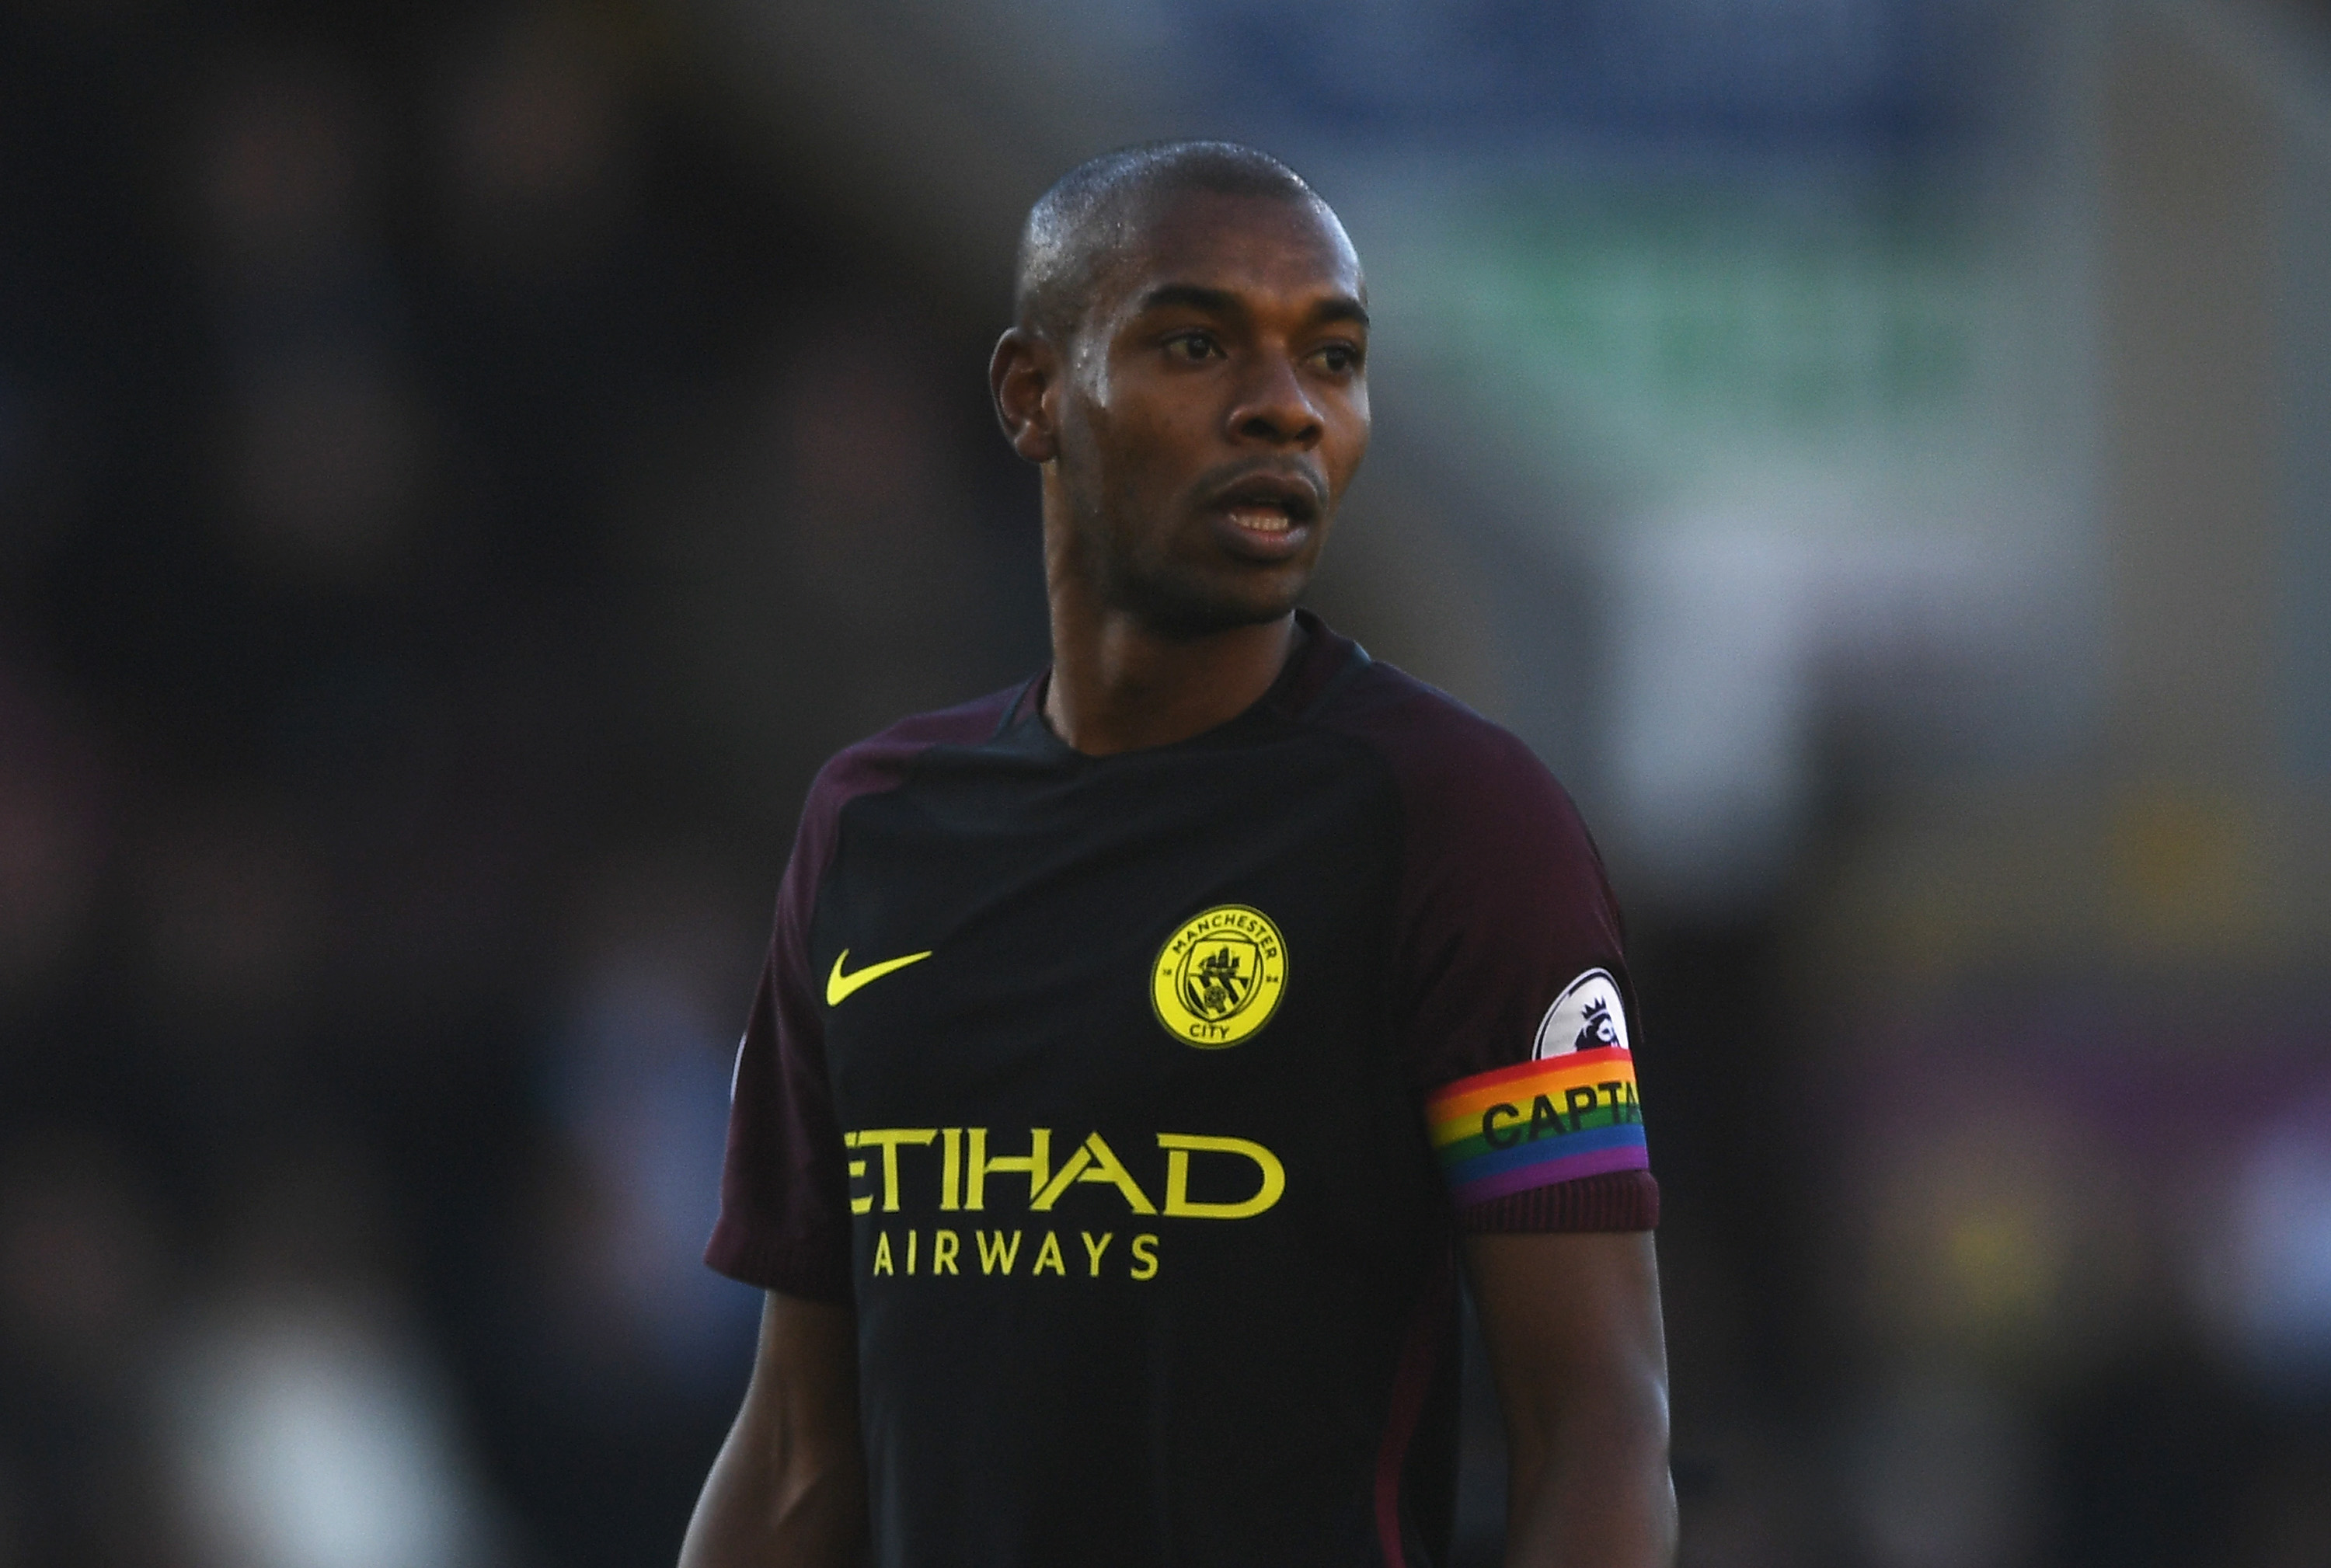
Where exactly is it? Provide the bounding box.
[708,613,1656,1568]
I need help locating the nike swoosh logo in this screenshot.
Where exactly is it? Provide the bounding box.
[826,948,933,1006]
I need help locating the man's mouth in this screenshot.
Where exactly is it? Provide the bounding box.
[1209,472,1321,541]
[1225,503,1296,535]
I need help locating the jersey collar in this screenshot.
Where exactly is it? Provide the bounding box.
[1004,609,1365,756]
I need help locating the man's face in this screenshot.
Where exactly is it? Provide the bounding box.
[1051,190,1370,635]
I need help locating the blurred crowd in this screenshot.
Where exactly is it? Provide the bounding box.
[3,2,2329,1567]
[0,4,1040,1564]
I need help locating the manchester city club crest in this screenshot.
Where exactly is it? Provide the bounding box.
[1151,904,1287,1047]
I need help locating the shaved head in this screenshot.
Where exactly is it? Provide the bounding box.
[1013,141,1328,347]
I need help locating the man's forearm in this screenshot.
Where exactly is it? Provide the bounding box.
[1465,1231,1677,1568]
[678,1293,867,1568]
[678,1419,865,1568]
[1502,1418,1676,1568]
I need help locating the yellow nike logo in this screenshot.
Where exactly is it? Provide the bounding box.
[826,948,933,1006]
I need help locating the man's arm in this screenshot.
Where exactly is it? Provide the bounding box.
[1464,1231,1677,1568]
[678,1291,867,1568]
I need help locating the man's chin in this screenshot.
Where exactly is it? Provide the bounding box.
[1115,568,1308,642]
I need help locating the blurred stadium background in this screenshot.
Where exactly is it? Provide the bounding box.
[2,0,2328,1563]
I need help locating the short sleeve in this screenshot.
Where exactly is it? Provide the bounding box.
[704,817,855,1301]
[1389,718,1657,1234]
[704,685,1024,1294]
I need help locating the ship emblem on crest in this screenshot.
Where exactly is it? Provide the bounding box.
[1185,942,1254,1019]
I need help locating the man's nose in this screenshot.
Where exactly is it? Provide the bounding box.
[1226,351,1322,448]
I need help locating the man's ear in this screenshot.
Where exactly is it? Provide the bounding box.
[989,328,1060,465]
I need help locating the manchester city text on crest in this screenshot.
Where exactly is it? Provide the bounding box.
[1150,904,1287,1047]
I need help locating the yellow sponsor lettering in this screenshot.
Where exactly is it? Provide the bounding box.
[966,1128,1051,1211]
[849,1127,1284,1224]
[1157,1133,1285,1219]
[871,1225,1159,1281]
[853,1129,937,1213]
[845,1134,873,1215]
[939,1127,962,1210]
[975,1229,1021,1275]
[1030,1132,1158,1214]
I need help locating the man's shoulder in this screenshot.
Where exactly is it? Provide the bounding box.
[803,681,1028,814]
[1301,636,1623,960]
[1311,653,1574,822]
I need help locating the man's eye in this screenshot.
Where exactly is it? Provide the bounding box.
[1167,333,1220,361]
[1315,343,1361,374]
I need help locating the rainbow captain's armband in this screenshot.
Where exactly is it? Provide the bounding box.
[1425,1048,1648,1208]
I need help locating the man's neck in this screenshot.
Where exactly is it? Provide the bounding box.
[1042,601,1299,758]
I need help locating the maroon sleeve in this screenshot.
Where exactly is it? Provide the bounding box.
[703,796,856,1301]
[1331,668,1658,1233]
[704,687,1023,1298]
